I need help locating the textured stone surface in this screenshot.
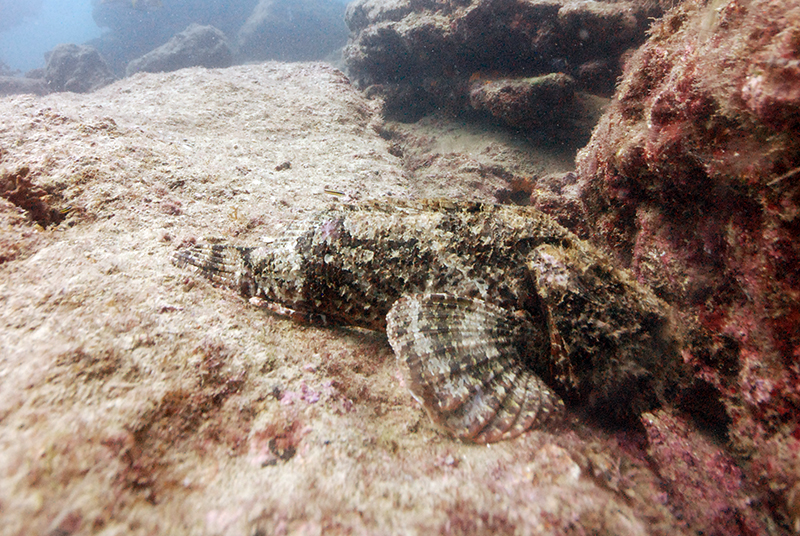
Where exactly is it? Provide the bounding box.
[642,410,770,536]
[468,73,577,130]
[574,0,800,529]
[344,0,662,121]
[1,61,777,534]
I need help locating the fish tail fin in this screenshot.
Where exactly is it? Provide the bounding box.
[173,244,258,297]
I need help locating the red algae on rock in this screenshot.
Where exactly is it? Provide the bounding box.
[576,0,800,529]
[642,410,770,536]
[0,166,66,228]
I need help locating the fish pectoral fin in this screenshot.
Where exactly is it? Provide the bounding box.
[386,293,563,443]
[172,244,257,298]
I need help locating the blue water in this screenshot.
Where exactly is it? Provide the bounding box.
[0,0,350,76]
[1,0,102,73]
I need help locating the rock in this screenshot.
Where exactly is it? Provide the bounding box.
[0,60,698,536]
[91,0,253,76]
[44,44,114,93]
[575,0,800,520]
[528,172,591,236]
[641,410,770,536]
[126,23,232,76]
[0,76,48,97]
[468,73,576,130]
[236,0,349,62]
[574,59,617,95]
[0,58,787,536]
[344,0,662,121]
[25,68,46,80]
[0,166,64,227]
[91,1,349,76]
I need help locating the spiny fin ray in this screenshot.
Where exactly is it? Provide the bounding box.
[387,293,564,443]
[172,244,258,297]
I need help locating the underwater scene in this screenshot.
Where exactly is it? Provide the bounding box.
[1,0,799,534]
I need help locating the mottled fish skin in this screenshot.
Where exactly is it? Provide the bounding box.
[175,199,572,329]
[173,199,685,442]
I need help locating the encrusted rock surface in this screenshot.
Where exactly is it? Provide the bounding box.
[575,0,800,529]
[468,73,577,130]
[0,60,783,534]
[642,410,769,536]
[344,0,662,122]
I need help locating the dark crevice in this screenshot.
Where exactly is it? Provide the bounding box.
[0,166,65,228]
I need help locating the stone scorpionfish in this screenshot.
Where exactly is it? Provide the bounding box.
[174,199,685,443]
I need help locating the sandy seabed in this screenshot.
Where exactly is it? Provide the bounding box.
[0,62,724,535]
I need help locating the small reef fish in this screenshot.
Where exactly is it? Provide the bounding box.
[173,199,685,443]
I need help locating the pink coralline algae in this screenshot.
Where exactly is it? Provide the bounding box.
[279,382,321,405]
[642,410,770,536]
[575,0,800,528]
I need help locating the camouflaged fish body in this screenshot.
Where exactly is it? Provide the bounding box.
[174,199,683,442]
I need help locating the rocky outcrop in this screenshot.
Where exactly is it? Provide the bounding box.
[574,0,800,528]
[44,44,114,93]
[344,0,662,122]
[91,0,252,76]
[126,23,233,76]
[90,0,348,77]
[0,61,783,535]
[0,76,48,96]
[236,0,349,62]
[468,73,577,130]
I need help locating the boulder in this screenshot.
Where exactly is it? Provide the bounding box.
[575,0,800,526]
[344,0,662,121]
[90,0,254,76]
[468,73,577,130]
[91,0,349,77]
[236,0,349,62]
[126,23,233,76]
[44,44,114,93]
[0,76,48,97]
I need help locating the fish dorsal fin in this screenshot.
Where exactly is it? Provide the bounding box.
[386,293,563,443]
